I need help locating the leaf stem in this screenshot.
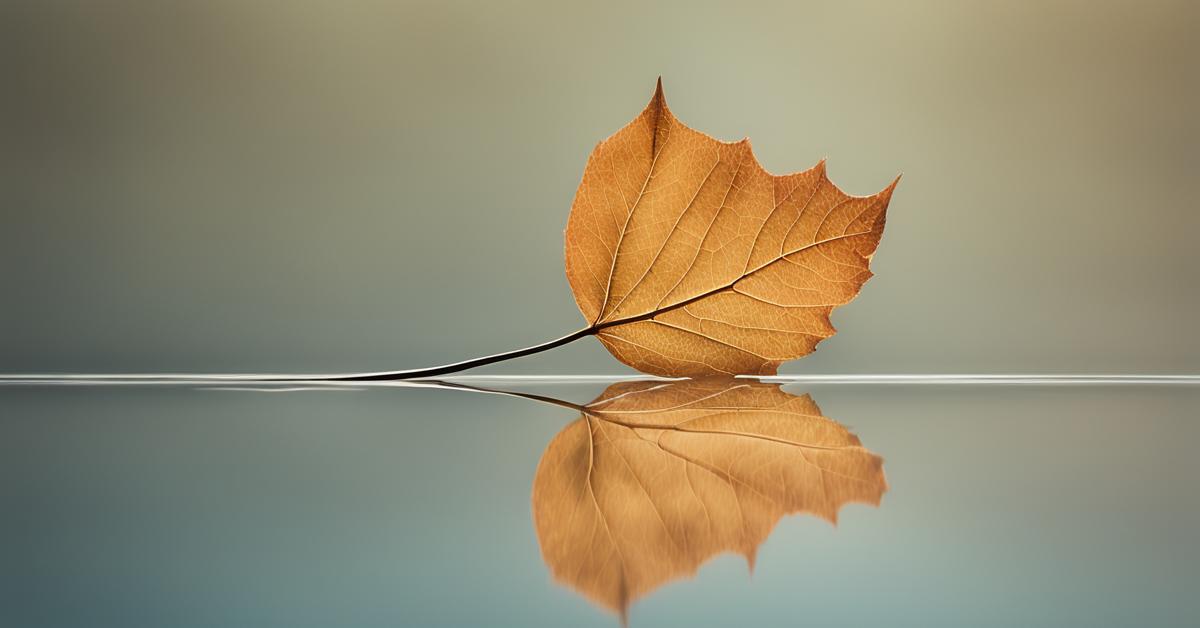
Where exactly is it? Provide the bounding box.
[322,327,596,381]
[413,379,588,413]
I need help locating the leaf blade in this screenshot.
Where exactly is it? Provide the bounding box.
[566,82,898,376]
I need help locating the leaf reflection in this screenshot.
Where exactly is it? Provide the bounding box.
[531,378,887,622]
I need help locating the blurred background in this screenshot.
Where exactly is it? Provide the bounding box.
[3,0,1197,375]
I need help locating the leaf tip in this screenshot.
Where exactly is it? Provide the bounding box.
[877,174,901,205]
[732,134,751,153]
[650,76,665,107]
[639,77,669,128]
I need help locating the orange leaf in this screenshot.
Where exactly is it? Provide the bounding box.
[565,80,899,376]
[532,378,887,621]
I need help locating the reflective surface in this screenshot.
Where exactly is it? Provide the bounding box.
[531,379,886,621]
[3,381,1197,627]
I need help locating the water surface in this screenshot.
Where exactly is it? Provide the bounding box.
[3,379,1197,627]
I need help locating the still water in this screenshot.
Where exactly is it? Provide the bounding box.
[3,378,1197,627]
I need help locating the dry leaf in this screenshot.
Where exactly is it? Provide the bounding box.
[565,80,899,377]
[531,378,887,621]
[335,80,899,381]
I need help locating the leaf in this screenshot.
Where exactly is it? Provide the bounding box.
[531,378,887,621]
[332,80,899,382]
[565,80,899,377]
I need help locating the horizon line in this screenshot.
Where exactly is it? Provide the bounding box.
[1,373,1198,386]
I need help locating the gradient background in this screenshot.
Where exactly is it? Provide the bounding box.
[3,4,1199,626]
[3,0,1198,375]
